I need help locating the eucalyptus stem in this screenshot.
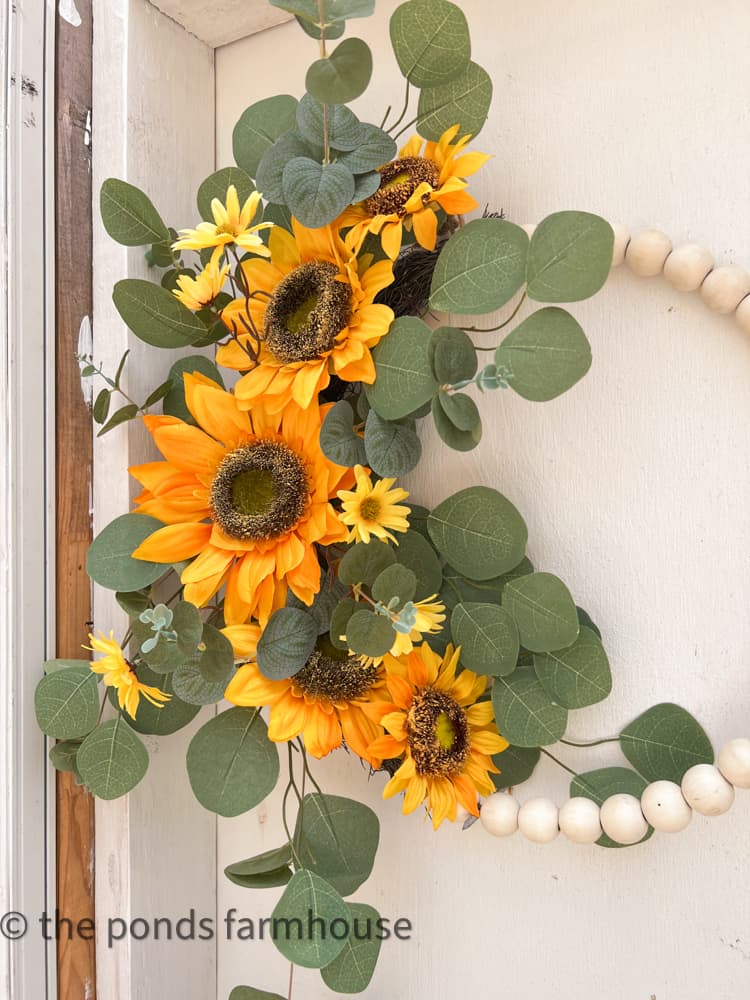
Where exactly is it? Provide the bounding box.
[297,739,325,797]
[391,113,420,142]
[540,746,577,777]
[560,736,619,748]
[464,292,527,334]
[386,78,411,134]
[317,0,331,165]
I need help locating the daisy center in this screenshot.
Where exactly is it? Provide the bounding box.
[364,156,441,217]
[210,440,309,541]
[407,687,470,777]
[292,645,380,703]
[359,496,382,522]
[264,261,352,364]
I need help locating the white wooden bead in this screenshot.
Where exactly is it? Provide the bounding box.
[717,738,750,789]
[681,764,735,816]
[663,243,714,292]
[517,797,559,843]
[640,781,692,833]
[520,223,536,239]
[734,294,750,335]
[599,793,649,845]
[479,792,519,837]
[625,229,672,277]
[558,797,602,844]
[610,223,630,267]
[699,265,750,314]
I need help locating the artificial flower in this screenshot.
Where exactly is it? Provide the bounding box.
[172,185,272,255]
[224,638,389,763]
[216,220,395,411]
[129,373,352,626]
[337,464,410,544]
[173,250,230,311]
[365,643,508,828]
[338,124,491,259]
[388,595,446,656]
[86,630,171,719]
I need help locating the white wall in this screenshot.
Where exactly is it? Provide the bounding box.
[214,2,750,999]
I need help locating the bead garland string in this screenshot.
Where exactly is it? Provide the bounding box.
[480,222,750,846]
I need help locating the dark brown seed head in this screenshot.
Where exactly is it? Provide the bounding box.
[264,261,352,364]
[407,687,470,777]
[364,156,441,217]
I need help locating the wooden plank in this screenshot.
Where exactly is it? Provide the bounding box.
[55,2,97,998]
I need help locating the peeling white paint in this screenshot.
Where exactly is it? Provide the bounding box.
[77,315,93,405]
[59,0,82,27]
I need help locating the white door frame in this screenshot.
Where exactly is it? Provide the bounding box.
[1,0,58,997]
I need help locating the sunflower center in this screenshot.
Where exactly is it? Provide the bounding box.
[359,496,382,522]
[407,687,470,777]
[293,646,379,703]
[210,440,309,541]
[364,156,441,217]
[264,261,352,364]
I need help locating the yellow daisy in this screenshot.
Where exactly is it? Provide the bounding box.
[224,638,389,764]
[338,124,491,260]
[215,219,395,412]
[172,185,272,256]
[337,464,410,544]
[86,630,171,720]
[173,250,230,311]
[129,373,353,627]
[388,595,446,657]
[364,644,508,828]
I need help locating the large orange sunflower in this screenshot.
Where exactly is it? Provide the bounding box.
[215,219,395,412]
[364,644,508,828]
[129,373,352,626]
[338,124,490,260]
[224,637,389,764]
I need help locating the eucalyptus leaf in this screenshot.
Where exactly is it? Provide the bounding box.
[113,279,208,348]
[491,666,568,747]
[571,767,653,848]
[100,178,170,247]
[366,316,438,420]
[391,529,443,601]
[306,38,373,105]
[431,394,482,451]
[335,124,397,173]
[495,307,592,402]
[282,157,355,229]
[329,598,359,650]
[257,608,318,680]
[225,844,293,890]
[364,409,422,477]
[451,603,519,676]
[256,132,316,205]
[534,627,612,709]
[390,0,471,88]
[77,718,149,800]
[92,388,111,424]
[437,391,480,432]
[502,572,580,653]
[114,666,200,737]
[297,94,362,151]
[320,400,367,468]
[96,403,139,437]
[229,988,286,1000]
[197,623,235,685]
[338,540,396,587]
[372,564,417,607]
[271,0,374,24]
[163,355,224,424]
[294,793,380,896]
[35,667,100,740]
[271,870,349,969]
[172,659,230,706]
[321,902,382,993]
[417,60,492,141]
[87,513,166,591]
[233,96,299,178]
[526,211,614,303]
[429,326,477,382]
[49,741,81,774]
[491,745,541,790]
[345,609,395,658]
[620,703,714,783]
[197,167,256,222]
[430,219,529,315]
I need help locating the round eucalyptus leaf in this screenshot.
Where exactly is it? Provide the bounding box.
[294,792,380,896]
[620,703,714,783]
[296,94,361,150]
[432,395,482,451]
[366,316,438,421]
[328,598,359,650]
[295,12,345,40]
[115,666,200,737]
[256,131,315,204]
[451,602,519,676]
[502,572,579,652]
[372,564,417,607]
[172,659,230,706]
[229,988,286,1000]
[321,902,382,993]
[271,870,349,969]
[225,843,293,890]
[491,666,568,747]
[430,219,529,315]
[233,95,299,178]
[87,513,166,591]
[352,171,381,202]
[437,391,480,432]
[49,741,81,774]
[491,745,541,790]
[197,167,256,222]
[364,409,422,478]
[112,279,208,348]
[390,0,470,88]
[320,400,367,468]
[197,623,235,685]
[35,667,100,740]
[534,627,612,709]
[335,124,397,174]
[570,767,653,848]
[338,540,396,587]
[257,608,318,680]
[186,707,279,817]
[306,38,373,105]
[495,307,592,402]
[282,157,355,229]
[345,609,395,658]
[100,178,170,247]
[391,529,443,601]
[77,718,149,800]
[428,486,527,581]
[429,326,477,382]
[526,211,614,303]
[417,60,492,141]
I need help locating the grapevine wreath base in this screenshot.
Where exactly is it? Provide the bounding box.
[35,1,749,996]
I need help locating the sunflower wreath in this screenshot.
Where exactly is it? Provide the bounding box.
[36,1,750,996]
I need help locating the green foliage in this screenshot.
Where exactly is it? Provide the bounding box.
[162,355,224,424]
[338,539,396,587]
[429,326,477,382]
[100,179,170,247]
[272,0,375,25]
[491,745,541,790]
[335,124,396,173]
[392,529,442,601]
[287,577,349,636]
[571,767,653,848]
[417,61,492,141]
[366,317,438,420]
[224,844,293,890]
[533,627,612,709]
[233,96,299,178]
[257,608,318,680]
[372,564,417,606]
[112,279,208,348]
[282,158,355,229]
[297,94,362,150]
[328,598,358,650]
[364,409,422,477]
[491,666,568,747]
[35,667,100,740]
[619,703,714,783]
[451,603,519,676]
[172,660,229,706]
[256,132,315,204]
[495,307,592,402]
[526,211,614,302]
[186,708,279,817]
[118,667,200,737]
[502,572,580,652]
[197,167,256,222]
[295,793,380,896]
[428,487,528,581]
[44,658,92,674]
[430,219,529,314]
[77,718,149,800]
[96,403,139,437]
[306,38,373,104]
[345,609,395,657]
[197,623,235,685]
[229,988,286,1000]
[390,0,470,88]
[86,513,165,591]
[49,741,81,774]
[271,870,349,968]
[433,391,482,451]
[321,902,382,993]
[320,400,367,468]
